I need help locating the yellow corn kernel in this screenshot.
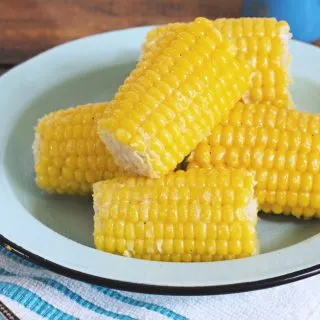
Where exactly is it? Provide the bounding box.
[222,102,320,134]
[93,168,258,262]
[34,103,129,195]
[143,18,291,106]
[189,108,320,219]
[98,18,251,178]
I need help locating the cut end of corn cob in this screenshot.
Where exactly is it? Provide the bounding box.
[98,124,155,177]
[188,103,320,219]
[98,18,252,178]
[210,18,292,107]
[33,103,126,195]
[93,168,259,262]
[32,132,41,165]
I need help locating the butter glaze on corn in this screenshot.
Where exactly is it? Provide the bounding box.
[144,18,291,107]
[98,18,251,178]
[93,169,258,262]
[33,103,125,195]
[189,120,320,218]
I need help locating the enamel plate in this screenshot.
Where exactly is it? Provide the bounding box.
[0,26,319,295]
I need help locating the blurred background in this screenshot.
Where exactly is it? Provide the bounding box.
[0,0,319,75]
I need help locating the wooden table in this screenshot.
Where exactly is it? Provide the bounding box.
[0,0,319,75]
[0,0,242,74]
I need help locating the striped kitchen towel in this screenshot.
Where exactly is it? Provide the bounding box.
[0,246,320,320]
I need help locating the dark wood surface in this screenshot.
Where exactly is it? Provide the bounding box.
[0,0,242,67]
[0,68,8,76]
[0,0,319,74]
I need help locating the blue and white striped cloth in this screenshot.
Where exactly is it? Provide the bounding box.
[0,246,319,320]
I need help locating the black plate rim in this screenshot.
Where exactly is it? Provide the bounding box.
[1,234,319,296]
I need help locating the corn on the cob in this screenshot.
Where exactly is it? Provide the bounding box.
[143,23,185,53]
[221,102,320,133]
[144,18,291,107]
[98,18,252,178]
[33,103,126,195]
[93,168,258,262]
[188,124,320,219]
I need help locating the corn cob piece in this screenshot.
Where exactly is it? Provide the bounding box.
[143,18,291,107]
[93,168,258,262]
[221,102,320,133]
[98,18,252,178]
[143,23,185,53]
[33,103,126,195]
[188,124,320,219]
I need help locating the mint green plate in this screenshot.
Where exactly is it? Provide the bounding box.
[0,27,319,294]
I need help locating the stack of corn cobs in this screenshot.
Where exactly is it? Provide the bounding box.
[33,17,320,263]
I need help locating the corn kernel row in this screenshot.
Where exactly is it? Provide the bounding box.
[144,18,291,106]
[189,104,320,218]
[94,169,258,261]
[33,103,125,195]
[98,18,251,178]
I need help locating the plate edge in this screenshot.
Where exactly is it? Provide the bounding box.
[1,234,319,296]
